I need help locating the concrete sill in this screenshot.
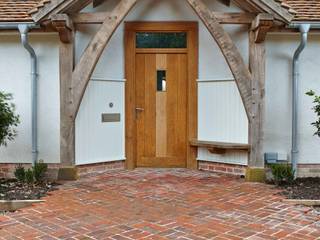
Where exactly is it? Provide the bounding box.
[282,199,320,206]
[0,200,45,212]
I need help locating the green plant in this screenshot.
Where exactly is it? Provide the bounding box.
[14,164,25,182]
[306,90,320,137]
[33,161,48,182]
[269,164,295,185]
[0,91,20,146]
[25,169,34,184]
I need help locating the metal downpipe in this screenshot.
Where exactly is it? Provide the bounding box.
[292,24,310,178]
[18,24,39,165]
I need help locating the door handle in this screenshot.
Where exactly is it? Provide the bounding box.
[135,107,144,119]
[135,107,145,112]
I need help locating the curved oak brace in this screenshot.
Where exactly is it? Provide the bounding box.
[186,0,252,119]
[71,0,137,119]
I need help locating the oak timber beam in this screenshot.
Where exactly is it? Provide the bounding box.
[51,14,73,43]
[63,0,93,14]
[216,0,231,6]
[31,0,92,22]
[71,0,137,119]
[93,0,105,8]
[251,0,294,23]
[234,0,293,23]
[232,0,260,13]
[213,12,255,24]
[190,139,250,151]
[71,12,255,25]
[30,0,66,22]
[186,0,252,118]
[71,12,110,24]
[251,13,274,43]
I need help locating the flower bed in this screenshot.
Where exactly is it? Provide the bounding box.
[0,178,58,201]
[279,177,320,200]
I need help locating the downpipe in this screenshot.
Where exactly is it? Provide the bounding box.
[18,24,39,166]
[291,24,310,178]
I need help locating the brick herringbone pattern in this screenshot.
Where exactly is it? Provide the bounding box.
[0,169,319,239]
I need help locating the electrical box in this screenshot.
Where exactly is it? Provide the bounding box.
[264,152,288,164]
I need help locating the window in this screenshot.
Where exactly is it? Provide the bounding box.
[136,32,187,48]
[157,70,166,92]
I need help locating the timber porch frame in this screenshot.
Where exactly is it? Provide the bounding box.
[30,0,295,169]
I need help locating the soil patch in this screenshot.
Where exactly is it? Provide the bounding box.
[0,178,59,201]
[279,177,320,200]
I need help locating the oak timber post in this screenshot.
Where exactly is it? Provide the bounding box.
[56,0,137,166]
[248,30,266,169]
[58,21,75,166]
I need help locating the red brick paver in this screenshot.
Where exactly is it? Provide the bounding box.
[0,169,319,239]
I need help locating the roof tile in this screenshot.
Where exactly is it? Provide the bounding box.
[282,0,320,21]
[0,0,319,23]
[0,0,43,22]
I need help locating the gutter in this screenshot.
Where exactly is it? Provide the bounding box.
[0,23,39,165]
[289,23,320,29]
[0,22,36,30]
[289,23,311,178]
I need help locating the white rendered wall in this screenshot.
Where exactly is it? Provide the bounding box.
[265,34,320,165]
[0,33,60,164]
[75,0,249,165]
[76,79,125,165]
[198,80,248,165]
[2,2,318,168]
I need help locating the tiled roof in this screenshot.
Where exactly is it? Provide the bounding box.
[0,0,44,22]
[0,0,319,23]
[282,0,320,21]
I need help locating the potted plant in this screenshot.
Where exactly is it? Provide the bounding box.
[306,90,320,137]
[0,91,20,146]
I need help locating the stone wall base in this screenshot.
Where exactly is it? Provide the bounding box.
[198,161,247,176]
[297,164,320,178]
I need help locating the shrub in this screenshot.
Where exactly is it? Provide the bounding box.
[25,169,34,184]
[306,90,320,137]
[0,91,20,146]
[269,164,295,185]
[33,162,48,182]
[14,164,26,182]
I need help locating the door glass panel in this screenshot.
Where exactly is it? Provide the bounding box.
[136,32,187,48]
[157,70,166,92]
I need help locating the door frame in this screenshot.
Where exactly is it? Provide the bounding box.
[125,21,198,169]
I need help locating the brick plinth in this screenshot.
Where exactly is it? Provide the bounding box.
[2,161,320,180]
[0,163,60,180]
[0,161,126,180]
[77,160,125,177]
[198,160,247,176]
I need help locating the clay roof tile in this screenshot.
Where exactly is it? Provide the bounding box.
[282,0,320,22]
[0,0,319,23]
[0,0,49,22]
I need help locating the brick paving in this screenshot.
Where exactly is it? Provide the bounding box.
[0,169,319,240]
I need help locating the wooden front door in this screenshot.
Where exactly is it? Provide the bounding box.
[125,22,198,169]
[136,53,188,167]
